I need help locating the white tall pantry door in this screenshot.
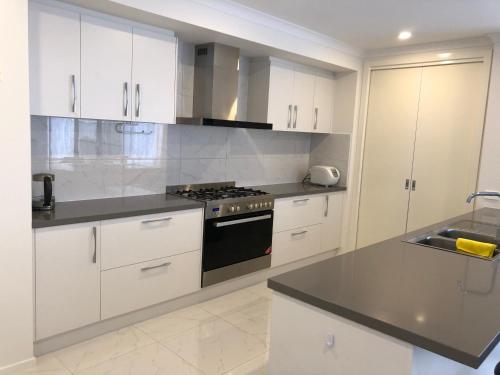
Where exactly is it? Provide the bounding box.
[357,68,422,248]
[406,62,488,231]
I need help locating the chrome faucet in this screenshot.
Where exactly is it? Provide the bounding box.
[466,191,500,204]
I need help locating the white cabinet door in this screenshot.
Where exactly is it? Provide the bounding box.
[268,60,294,131]
[312,73,335,134]
[81,15,132,121]
[292,66,315,132]
[132,28,177,124]
[320,193,344,252]
[29,2,80,117]
[35,222,100,340]
[406,62,488,231]
[271,224,321,267]
[357,67,422,248]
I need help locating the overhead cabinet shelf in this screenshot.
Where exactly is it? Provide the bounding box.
[29,2,177,124]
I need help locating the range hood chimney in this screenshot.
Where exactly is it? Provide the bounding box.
[176,43,272,130]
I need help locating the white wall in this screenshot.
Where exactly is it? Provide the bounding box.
[477,35,500,208]
[0,0,34,370]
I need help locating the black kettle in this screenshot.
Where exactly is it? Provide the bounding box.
[32,173,55,211]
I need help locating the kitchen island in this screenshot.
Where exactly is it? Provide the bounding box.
[268,208,500,374]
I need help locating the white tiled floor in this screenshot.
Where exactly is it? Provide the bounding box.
[15,283,272,375]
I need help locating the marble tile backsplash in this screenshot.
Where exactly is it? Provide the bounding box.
[31,117,311,201]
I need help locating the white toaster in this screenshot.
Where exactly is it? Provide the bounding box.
[310,166,340,186]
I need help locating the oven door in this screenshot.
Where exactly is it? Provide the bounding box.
[202,210,273,286]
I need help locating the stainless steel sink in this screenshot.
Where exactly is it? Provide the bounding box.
[405,220,500,261]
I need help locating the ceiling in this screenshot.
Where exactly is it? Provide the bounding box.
[230,0,500,50]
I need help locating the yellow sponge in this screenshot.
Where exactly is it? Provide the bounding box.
[456,238,496,258]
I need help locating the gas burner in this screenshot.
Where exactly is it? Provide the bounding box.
[166,181,274,219]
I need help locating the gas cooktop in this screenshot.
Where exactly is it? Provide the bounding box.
[166,182,274,219]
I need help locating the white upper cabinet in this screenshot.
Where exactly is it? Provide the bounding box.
[81,15,133,121]
[132,28,177,124]
[29,2,81,117]
[248,58,336,133]
[312,72,335,134]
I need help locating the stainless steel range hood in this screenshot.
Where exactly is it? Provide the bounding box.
[176,43,272,130]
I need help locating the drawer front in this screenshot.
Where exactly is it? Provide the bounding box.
[101,250,201,319]
[273,195,324,233]
[101,208,203,270]
[271,224,321,267]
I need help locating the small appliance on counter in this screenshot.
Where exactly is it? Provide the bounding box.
[32,173,55,211]
[309,165,340,186]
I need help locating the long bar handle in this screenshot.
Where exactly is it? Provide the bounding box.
[293,198,309,203]
[291,230,308,236]
[324,195,329,217]
[287,104,292,128]
[135,83,141,118]
[214,214,272,228]
[293,105,298,129]
[141,262,171,272]
[71,74,76,113]
[142,217,172,224]
[123,82,129,117]
[92,226,97,264]
[314,107,318,130]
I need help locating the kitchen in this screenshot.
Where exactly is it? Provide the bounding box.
[1,0,500,374]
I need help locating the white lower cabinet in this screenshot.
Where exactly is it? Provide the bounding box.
[273,194,325,233]
[272,224,321,267]
[35,222,100,340]
[320,192,344,252]
[101,250,201,319]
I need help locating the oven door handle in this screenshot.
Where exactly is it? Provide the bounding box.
[213,214,272,227]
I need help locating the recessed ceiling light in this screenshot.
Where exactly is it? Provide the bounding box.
[438,53,452,58]
[398,31,412,40]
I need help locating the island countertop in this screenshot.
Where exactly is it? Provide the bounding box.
[268,208,500,369]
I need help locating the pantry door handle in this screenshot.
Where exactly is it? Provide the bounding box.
[123,82,129,117]
[293,105,298,128]
[405,179,410,190]
[287,104,292,128]
[141,262,171,272]
[142,217,172,224]
[412,180,417,191]
[92,226,97,264]
[71,74,76,113]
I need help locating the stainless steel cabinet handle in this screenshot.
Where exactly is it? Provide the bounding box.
[142,217,172,224]
[411,180,416,191]
[92,226,97,264]
[324,195,329,217]
[314,107,318,130]
[293,198,309,203]
[141,262,171,272]
[293,105,298,129]
[405,179,410,190]
[123,82,129,116]
[135,83,141,118]
[287,104,292,128]
[214,214,272,227]
[71,74,76,113]
[291,230,308,236]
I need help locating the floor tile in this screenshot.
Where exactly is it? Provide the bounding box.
[74,343,204,375]
[54,327,154,373]
[244,282,273,300]
[135,306,216,342]
[161,317,267,375]
[220,298,272,347]
[9,355,70,375]
[199,289,264,316]
[223,352,269,375]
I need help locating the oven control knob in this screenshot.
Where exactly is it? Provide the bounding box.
[229,206,235,213]
[264,202,269,208]
[259,202,263,208]
[236,205,241,212]
[248,203,254,209]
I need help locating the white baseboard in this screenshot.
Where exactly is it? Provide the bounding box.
[34,250,338,356]
[0,357,36,375]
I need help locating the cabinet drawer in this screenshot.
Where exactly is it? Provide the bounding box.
[271,224,321,267]
[101,209,203,270]
[273,195,324,232]
[101,250,201,319]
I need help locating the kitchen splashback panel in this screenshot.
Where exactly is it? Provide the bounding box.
[31,116,311,201]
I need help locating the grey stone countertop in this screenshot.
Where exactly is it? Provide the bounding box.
[268,208,500,369]
[251,182,346,198]
[32,194,204,228]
